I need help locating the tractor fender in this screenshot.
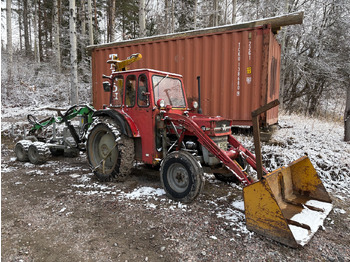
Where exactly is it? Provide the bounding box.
[92,109,140,137]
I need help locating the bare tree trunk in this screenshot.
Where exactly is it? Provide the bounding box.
[38,0,44,60]
[23,0,31,55]
[81,0,86,36]
[345,86,350,141]
[18,0,23,51]
[70,0,79,105]
[94,0,98,42]
[53,0,61,73]
[165,0,169,34]
[214,0,219,26]
[232,0,237,24]
[88,0,94,45]
[139,0,146,37]
[106,0,115,42]
[110,0,116,42]
[279,0,289,110]
[193,0,197,29]
[171,0,174,33]
[34,0,40,63]
[6,0,12,83]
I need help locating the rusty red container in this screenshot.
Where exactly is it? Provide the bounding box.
[88,24,280,126]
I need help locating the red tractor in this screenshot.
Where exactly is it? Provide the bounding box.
[13,53,332,247]
[86,54,333,247]
[87,53,261,203]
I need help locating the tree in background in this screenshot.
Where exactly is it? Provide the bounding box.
[69,0,78,104]
[139,0,146,37]
[6,0,12,84]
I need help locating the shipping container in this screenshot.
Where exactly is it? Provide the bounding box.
[88,12,303,127]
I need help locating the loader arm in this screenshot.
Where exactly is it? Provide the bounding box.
[164,113,255,185]
[228,135,268,174]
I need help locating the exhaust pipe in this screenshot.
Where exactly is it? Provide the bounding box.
[197,76,202,114]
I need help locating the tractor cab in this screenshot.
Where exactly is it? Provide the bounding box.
[106,68,188,111]
[102,64,234,168]
[102,67,191,165]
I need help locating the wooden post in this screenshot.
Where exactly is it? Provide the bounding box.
[252,99,280,180]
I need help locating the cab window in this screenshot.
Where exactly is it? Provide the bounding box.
[152,75,186,108]
[111,75,123,107]
[137,74,149,107]
[125,75,136,107]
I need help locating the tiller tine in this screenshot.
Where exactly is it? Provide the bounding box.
[243,156,332,248]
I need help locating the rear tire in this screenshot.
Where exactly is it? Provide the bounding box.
[28,142,50,164]
[87,117,134,182]
[161,151,204,203]
[15,140,32,162]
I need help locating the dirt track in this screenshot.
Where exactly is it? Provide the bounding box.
[2,134,350,262]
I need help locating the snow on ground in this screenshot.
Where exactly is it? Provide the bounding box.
[265,114,350,195]
[2,107,349,238]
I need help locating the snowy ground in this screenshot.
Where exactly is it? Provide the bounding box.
[1,106,350,261]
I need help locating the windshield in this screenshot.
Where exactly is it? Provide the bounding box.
[152,75,186,107]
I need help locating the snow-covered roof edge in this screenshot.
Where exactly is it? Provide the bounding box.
[86,11,303,52]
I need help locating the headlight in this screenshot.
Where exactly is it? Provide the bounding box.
[192,101,198,109]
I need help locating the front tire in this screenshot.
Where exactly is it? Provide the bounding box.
[161,151,204,203]
[86,117,134,182]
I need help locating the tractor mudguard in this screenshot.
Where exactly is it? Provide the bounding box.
[93,109,140,137]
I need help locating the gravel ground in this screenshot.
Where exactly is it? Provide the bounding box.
[1,112,350,261]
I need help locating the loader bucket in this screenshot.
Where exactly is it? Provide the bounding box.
[243,156,332,248]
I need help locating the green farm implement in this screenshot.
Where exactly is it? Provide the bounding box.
[15,104,95,164]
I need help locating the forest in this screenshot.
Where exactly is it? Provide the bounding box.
[2,0,350,139]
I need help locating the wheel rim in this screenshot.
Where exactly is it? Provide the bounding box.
[167,163,190,193]
[91,129,118,173]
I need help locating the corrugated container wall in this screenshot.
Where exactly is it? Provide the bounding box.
[90,24,281,126]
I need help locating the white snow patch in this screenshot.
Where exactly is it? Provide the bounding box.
[147,203,157,209]
[231,200,245,211]
[334,195,346,200]
[217,208,249,235]
[1,165,17,172]
[169,202,189,211]
[78,174,92,183]
[59,207,67,213]
[288,200,333,246]
[69,174,80,179]
[24,162,35,168]
[119,187,165,200]
[333,208,346,214]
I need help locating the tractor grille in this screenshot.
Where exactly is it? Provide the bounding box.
[214,120,232,134]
